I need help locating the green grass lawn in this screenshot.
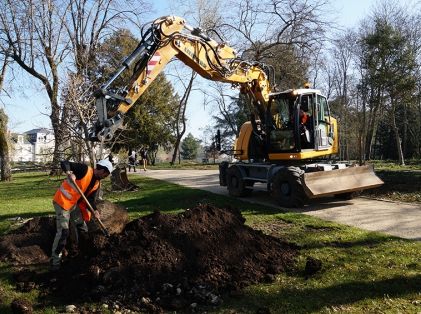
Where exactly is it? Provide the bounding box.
[0,172,420,313]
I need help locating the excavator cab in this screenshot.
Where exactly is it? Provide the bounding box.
[267,88,333,156]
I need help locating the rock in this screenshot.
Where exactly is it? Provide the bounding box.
[11,298,33,314]
[140,297,151,304]
[65,304,77,313]
[208,293,220,305]
[304,257,322,277]
[176,287,182,295]
[161,283,173,292]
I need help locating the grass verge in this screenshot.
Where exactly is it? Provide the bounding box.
[0,172,420,313]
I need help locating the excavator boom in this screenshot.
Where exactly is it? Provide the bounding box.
[89,15,271,142]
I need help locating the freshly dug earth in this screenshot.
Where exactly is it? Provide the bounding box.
[1,203,298,312]
[0,200,128,266]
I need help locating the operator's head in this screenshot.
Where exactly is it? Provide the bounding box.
[95,159,113,179]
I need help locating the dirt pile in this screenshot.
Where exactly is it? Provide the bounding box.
[49,204,298,311]
[1,203,298,312]
[87,199,129,234]
[0,200,128,266]
[0,216,56,265]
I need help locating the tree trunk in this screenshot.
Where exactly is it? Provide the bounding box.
[0,111,11,181]
[365,89,382,161]
[358,91,366,165]
[402,102,408,157]
[170,71,196,165]
[0,58,11,181]
[50,98,65,175]
[391,102,405,166]
[0,140,11,181]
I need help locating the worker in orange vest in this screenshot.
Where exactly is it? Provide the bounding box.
[50,158,113,270]
[299,109,311,147]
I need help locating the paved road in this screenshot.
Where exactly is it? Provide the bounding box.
[137,169,421,241]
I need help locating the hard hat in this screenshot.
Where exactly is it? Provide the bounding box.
[97,159,113,174]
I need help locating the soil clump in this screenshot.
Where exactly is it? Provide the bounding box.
[1,203,298,312]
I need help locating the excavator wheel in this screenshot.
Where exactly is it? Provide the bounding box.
[271,166,307,208]
[226,166,253,197]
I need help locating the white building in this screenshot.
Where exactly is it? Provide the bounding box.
[11,128,55,163]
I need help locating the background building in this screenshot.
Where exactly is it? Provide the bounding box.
[11,128,55,163]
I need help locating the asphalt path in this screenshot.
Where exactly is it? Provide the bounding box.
[136,169,421,241]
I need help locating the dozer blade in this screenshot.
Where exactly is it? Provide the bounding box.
[302,165,384,198]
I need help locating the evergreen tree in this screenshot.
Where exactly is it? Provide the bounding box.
[359,18,417,164]
[180,133,201,160]
[95,29,179,161]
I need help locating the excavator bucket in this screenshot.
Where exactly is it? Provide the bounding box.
[302,165,383,198]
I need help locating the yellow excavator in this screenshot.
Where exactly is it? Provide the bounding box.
[89,15,383,207]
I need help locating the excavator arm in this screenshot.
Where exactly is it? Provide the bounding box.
[89,15,272,142]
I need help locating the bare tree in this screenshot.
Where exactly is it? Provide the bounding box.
[204,83,243,138]
[220,0,330,62]
[329,30,356,161]
[170,70,196,165]
[62,0,149,165]
[0,0,149,172]
[0,0,70,173]
[165,0,225,165]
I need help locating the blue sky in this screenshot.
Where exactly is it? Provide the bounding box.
[3,0,412,138]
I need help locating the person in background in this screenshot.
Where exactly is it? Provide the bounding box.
[50,158,112,271]
[128,149,137,172]
[140,147,148,171]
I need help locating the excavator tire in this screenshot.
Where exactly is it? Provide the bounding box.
[226,166,253,197]
[272,166,307,208]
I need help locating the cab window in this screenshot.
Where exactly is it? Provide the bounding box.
[317,95,329,121]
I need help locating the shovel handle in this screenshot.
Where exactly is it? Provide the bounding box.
[67,173,110,237]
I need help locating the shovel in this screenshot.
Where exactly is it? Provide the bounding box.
[68,174,110,237]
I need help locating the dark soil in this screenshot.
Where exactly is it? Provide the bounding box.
[1,203,298,312]
[0,200,128,266]
[11,298,33,314]
[0,216,56,265]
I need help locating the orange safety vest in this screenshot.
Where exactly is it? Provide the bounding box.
[53,167,100,221]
